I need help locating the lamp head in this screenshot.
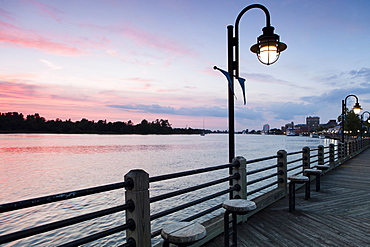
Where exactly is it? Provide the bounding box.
[250,26,287,65]
[352,102,362,114]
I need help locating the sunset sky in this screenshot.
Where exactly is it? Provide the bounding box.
[1,0,370,131]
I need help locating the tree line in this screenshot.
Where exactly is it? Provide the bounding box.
[0,112,204,134]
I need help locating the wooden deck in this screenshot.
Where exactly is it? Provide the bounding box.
[203,147,370,247]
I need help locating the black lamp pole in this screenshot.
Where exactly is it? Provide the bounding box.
[225,4,286,162]
[341,94,362,143]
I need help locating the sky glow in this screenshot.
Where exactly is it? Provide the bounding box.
[1,0,370,130]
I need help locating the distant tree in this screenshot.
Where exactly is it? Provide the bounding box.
[270,128,283,135]
[26,113,46,131]
[0,112,198,134]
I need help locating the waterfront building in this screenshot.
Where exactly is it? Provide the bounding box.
[320,120,337,129]
[262,124,270,134]
[306,116,320,130]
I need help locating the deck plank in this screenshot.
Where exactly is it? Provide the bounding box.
[202,147,370,247]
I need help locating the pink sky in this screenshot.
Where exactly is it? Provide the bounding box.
[1,0,370,130]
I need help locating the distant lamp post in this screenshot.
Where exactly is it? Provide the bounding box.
[360,111,370,138]
[341,94,362,143]
[214,4,287,162]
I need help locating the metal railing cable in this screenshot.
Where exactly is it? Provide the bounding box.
[149,162,237,183]
[150,185,239,221]
[0,181,132,214]
[59,219,135,247]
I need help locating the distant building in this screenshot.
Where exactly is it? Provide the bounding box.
[262,124,270,134]
[319,120,337,129]
[306,116,320,130]
[284,122,297,135]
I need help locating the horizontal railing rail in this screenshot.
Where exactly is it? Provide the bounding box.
[1,138,369,247]
[0,181,134,246]
[0,181,132,214]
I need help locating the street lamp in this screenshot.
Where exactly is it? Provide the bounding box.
[215,4,287,162]
[341,94,362,143]
[360,111,370,138]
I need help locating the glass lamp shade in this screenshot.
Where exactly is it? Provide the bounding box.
[352,102,362,114]
[250,26,287,65]
[367,118,370,124]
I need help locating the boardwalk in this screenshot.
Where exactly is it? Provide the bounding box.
[203,148,370,247]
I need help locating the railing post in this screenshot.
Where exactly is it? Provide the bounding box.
[356,139,360,153]
[318,145,324,166]
[329,144,335,166]
[348,141,353,157]
[302,146,310,171]
[277,150,287,195]
[343,142,348,156]
[124,169,151,247]
[352,141,355,155]
[232,156,247,199]
[338,142,343,160]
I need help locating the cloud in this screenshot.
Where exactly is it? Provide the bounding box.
[349,67,370,81]
[0,8,16,22]
[301,86,370,105]
[39,59,62,70]
[323,67,370,86]
[121,22,197,57]
[106,49,118,57]
[27,0,64,23]
[81,22,197,58]
[0,80,40,100]
[0,20,84,56]
[269,102,320,120]
[107,103,263,120]
[246,73,311,90]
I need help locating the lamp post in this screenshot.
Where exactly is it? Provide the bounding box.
[219,4,287,163]
[360,111,370,138]
[341,94,362,143]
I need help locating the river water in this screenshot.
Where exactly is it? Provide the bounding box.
[0,134,335,246]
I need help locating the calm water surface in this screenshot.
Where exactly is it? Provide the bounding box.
[0,134,335,246]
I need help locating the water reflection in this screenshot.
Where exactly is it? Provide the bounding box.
[0,134,332,246]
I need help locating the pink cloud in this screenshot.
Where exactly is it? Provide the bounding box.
[0,9,16,22]
[120,77,154,84]
[0,20,84,56]
[80,21,197,58]
[106,49,118,56]
[26,0,64,23]
[121,22,197,57]
[157,89,180,93]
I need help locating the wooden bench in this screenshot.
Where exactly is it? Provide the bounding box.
[304,168,323,199]
[288,175,309,212]
[222,199,257,247]
[161,221,206,246]
[314,164,330,171]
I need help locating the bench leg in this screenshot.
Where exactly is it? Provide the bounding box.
[163,240,170,247]
[224,210,238,247]
[315,174,320,192]
[289,182,295,212]
[305,179,310,200]
[232,212,237,246]
[224,210,230,247]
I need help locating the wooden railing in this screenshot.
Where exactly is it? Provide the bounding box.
[1,138,369,246]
